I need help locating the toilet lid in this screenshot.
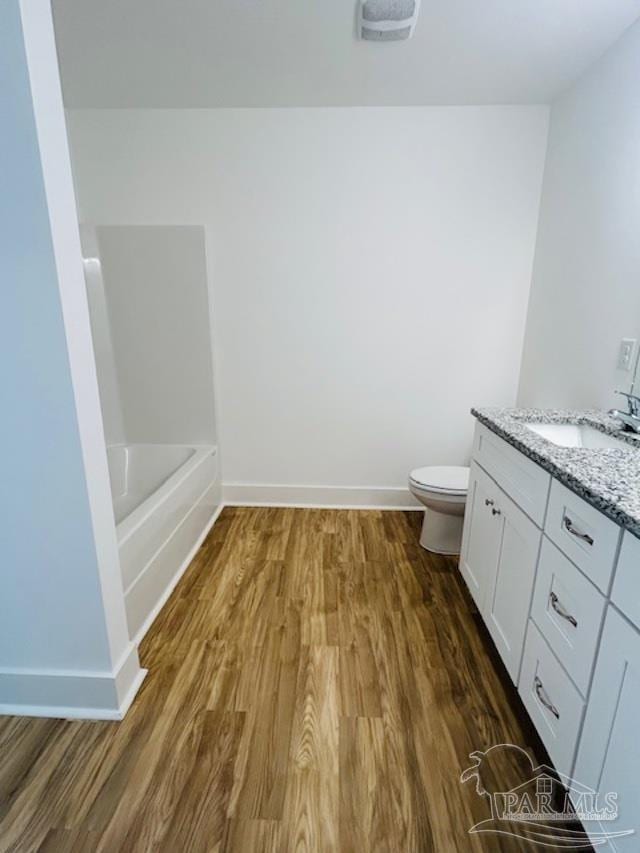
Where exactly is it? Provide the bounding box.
[409,465,469,494]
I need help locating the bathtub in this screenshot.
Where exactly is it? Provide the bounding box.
[107,443,220,641]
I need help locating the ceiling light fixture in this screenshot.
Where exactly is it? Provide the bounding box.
[359,0,421,41]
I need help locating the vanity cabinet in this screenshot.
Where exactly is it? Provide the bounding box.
[462,416,640,848]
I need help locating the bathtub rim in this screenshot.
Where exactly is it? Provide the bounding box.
[113,443,217,546]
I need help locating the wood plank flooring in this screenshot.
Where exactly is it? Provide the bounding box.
[0,507,560,852]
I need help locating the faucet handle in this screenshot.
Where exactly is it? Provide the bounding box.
[615,390,640,416]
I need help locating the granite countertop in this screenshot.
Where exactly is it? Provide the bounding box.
[471,407,640,538]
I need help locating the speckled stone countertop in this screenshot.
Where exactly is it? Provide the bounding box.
[472,407,640,539]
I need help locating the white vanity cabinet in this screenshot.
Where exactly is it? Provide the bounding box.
[460,419,634,798]
[461,417,640,849]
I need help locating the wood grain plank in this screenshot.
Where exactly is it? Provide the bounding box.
[281,645,339,853]
[227,605,300,821]
[221,818,281,853]
[37,827,99,852]
[337,564,383,718]
[339,716,391,853]
[0,717,61,821]
[158,710,245,852]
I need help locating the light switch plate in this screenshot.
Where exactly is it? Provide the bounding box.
[617,338,636,371]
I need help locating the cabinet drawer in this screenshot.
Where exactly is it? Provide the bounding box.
[473,422,550,526]
[531,537,606,695]
[611,531,640,628]
[544,480,621,593]
[518,620,585,778]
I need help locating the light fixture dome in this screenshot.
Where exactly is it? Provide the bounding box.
[359,0,421,41]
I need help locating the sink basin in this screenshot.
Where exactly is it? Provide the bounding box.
[523,422,635,450]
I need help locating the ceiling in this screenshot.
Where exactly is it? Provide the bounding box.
[53,0,640,108]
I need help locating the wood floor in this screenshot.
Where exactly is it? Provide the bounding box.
[1,507,556,852]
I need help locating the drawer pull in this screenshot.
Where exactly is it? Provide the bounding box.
[491,508,501,516]
[485,498,495,507]
[549,592,578,628]
[534,676,560,719]
[562,515,594,546]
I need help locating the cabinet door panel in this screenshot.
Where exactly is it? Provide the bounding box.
[459,462,500,610]
[574,607,640,849]
[484,491,541,683]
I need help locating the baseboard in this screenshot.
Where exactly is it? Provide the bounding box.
[114,667,148,720]
[222,482,422,509]
[0,642,146,721]
[130,500,225,646]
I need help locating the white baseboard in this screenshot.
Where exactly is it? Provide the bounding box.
[130,500,224,646]
[0,642,146,721]
[114,667,148,720]
[223,483,422,510]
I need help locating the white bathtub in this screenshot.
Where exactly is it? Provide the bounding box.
[107,443,220,641]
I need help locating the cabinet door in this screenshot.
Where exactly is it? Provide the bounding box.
[484,489,541,683]
[573,607,640,849]
[459,462,501,610]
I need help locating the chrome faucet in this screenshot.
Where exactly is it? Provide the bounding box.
[609,391,640,434]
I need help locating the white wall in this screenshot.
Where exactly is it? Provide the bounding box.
[0,0,142,718]
[518,19,640,411]
[93,225,216,445]
[68,106,549,503]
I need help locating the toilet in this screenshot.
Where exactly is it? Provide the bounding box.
[408,466,469,554]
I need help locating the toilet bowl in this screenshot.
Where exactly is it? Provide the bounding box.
[408,466,469,555]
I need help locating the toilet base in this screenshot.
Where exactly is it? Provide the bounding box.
[419,509,464,555]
